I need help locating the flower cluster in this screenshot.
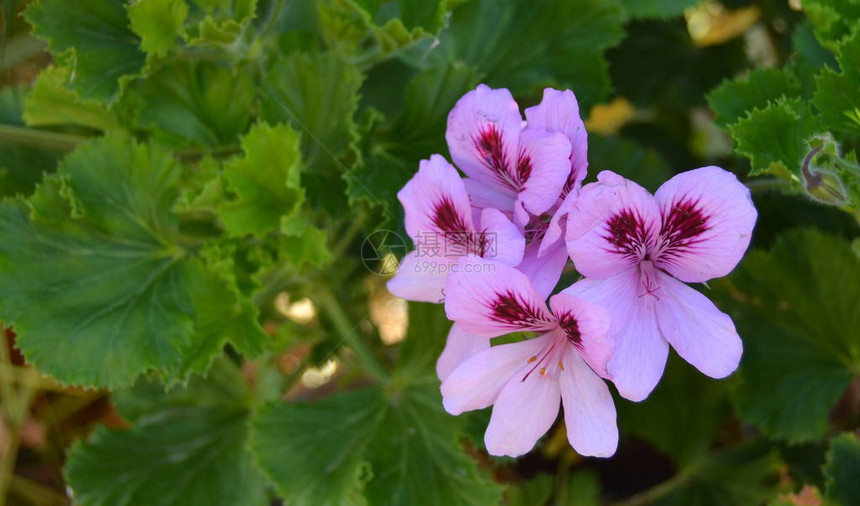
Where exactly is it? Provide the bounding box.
[388,85,757,458]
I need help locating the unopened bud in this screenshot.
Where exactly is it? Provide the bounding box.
[801,144,850,206]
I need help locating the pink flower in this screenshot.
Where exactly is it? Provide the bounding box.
[387,155,525,303]
[441,257,617,458]
[563,167,757,401]
[445,85,587,298]
[445,85,573,227]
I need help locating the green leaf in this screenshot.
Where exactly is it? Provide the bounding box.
[0,86,60,198]
[825,433,860,505]
[724,230,860,441]
[251,378,503,506]
[429,0,624,109]
[25,0,146,103]
[617,354,730,466]
[587,135,673,192]
[729,98,823,179]
[619,0,700,20]
[364,378,504,506]
[349,63,479,217]
[261,52,364,173]
[506,473,554,506]
[251,387,384,506]
[218,123,305,237]
[23,65,124,132]
[128,0,189,57]
[134,60,255,148]
[657,443,782,506]
[66,358,268,506]
[394,302,451,378]
[277,224,332,268]
[0,135,261,387]
[707,68,802,128]
[813,32,860,136]
[803,0,860,50]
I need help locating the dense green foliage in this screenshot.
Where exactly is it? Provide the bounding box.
[0,0,858,504]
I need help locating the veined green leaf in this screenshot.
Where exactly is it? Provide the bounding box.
[66,358,268,506]
[218,123,305,237]
[0,135,265,387]
[23,65,124,132]
[725,230,860,442]
[128,0,189,57]
[619,0,699,20]
[251,377,503,506]
[134,60,255,148]
[729,98,823,179]
[707,68,802,128]
[25,0,146,103]
[825,433,860,505]
[813,32,860,135]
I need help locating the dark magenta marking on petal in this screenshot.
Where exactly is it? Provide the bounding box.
[657,198,710,262]
[489,289,551,328]
[516,148,532,185]
[431,196,487,255]
[557,312,583,348]
[474,124,524,190]
[603,209,650,261]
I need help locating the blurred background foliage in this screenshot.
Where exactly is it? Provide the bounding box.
[0,0,858,505]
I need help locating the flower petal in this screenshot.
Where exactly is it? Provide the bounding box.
[539,188,577,257]
[515,128,572,217]
[548,294,613,378]
[464,177,516,212]
[565,171,661,279]
[398,154,475,243]
[436,323,491,382]
[446,84,523,196]
[441,335,549,415]
[478,207,525,266]
[524,88,589,191]
[559,350,618,457]
[562,270,668,401]
[655,272,742,378]
[653,166,757,283]
[484,357,561,457]
[386,250,450,303]
[445,257,556,337]
[517,241,569,300]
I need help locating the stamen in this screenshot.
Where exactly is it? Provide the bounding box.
[558,361,564,371]
[521,342,557,382]
[527,355,537,363]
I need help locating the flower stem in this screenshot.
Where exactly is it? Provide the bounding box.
[315,288,389,383]
[612,470,690,506]
[0,124,87,152]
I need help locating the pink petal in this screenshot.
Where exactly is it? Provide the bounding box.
[398,154,475,243]
[516,241,569,299]
[559,349,618,457]
[436,323,491,382]
[524,88,589,191]
[464,178,516,212]
[478,208,525,267]
[653,166,757,283]
[562,270,668,402]
[539,188,577,258]
[446,85,523,196]
[515,128,572,217]
[441,335,548,415]
[548,294,613,378]
[655,272,742,378]
[386,250,450,303]
[445,257,555,337]
[484,354,561,457]
[565,171,661,280]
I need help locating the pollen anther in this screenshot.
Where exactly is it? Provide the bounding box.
[527,355,537,363]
